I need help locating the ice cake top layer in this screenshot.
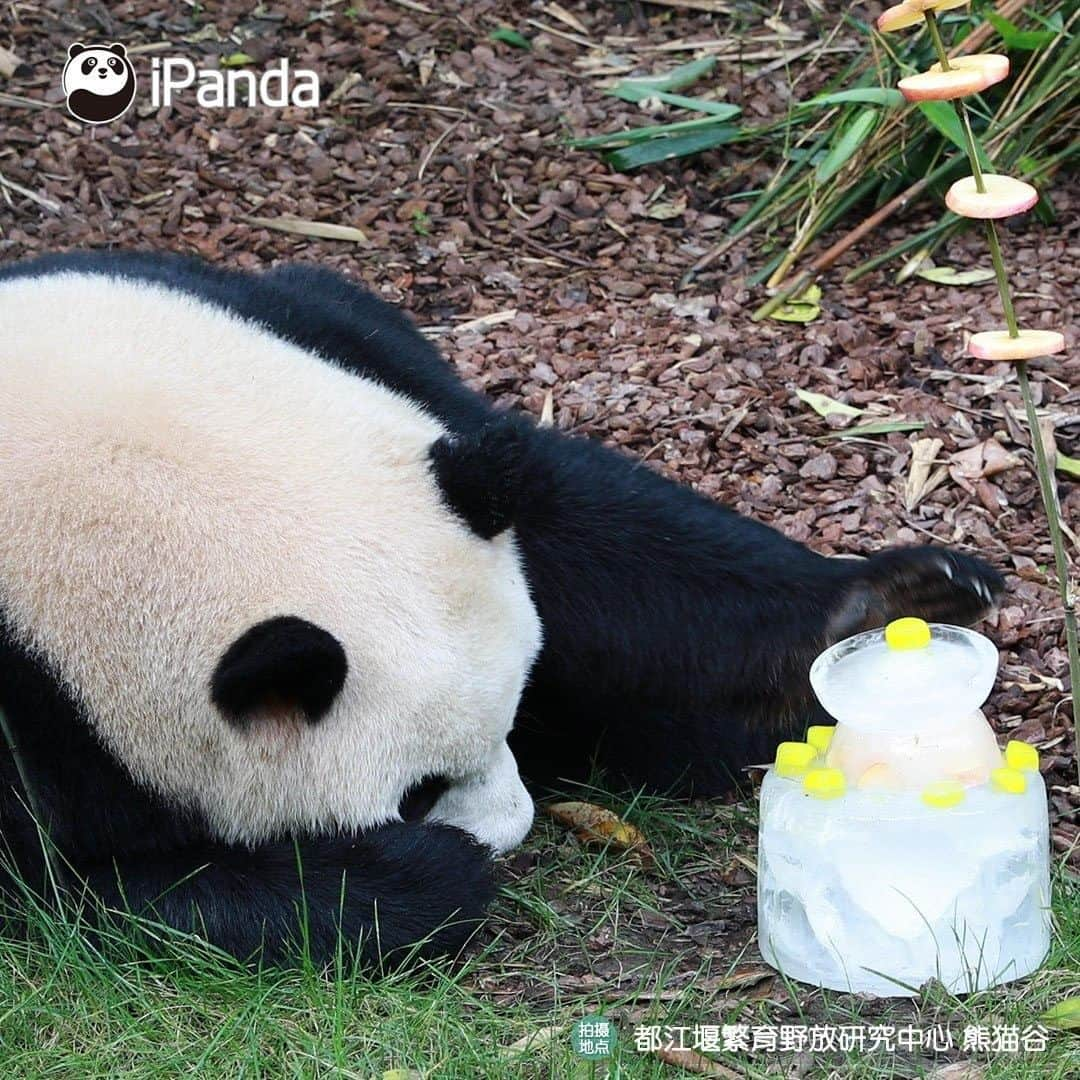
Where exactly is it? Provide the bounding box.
[809,619,998,731]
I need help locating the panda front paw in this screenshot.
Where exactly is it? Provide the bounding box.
[829,545,1003,639]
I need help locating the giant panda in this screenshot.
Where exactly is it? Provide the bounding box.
[0,252,1002,967]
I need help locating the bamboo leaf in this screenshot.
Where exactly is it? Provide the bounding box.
[986,13,1057,50]
[490,27,531,49]
[916,266,997,286]
[1057,452,1080,479]
[917,100,966,153]
[799,88,905,109]
[916,102,993,170]
[604,125,740,170]
[771,301,821,323]
[618,57,716,93]
[239,215,370,244]
[609,84,741,119]
[569,115,736,150]
[826,420,926,439]
[816,109,878,182]
[796,389,863,418]
[1040,997,1080,1030]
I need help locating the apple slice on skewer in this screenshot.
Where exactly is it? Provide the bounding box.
[968,330,1066,361]
[946,174,1039,218]
[928,54,1009,81]
[877,0,970,33]
[899,54,1009,101]
[877,3,926,32]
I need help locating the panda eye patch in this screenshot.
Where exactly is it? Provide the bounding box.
[82,57,97,74]
[109,58,121,71]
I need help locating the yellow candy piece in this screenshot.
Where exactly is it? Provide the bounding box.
[885,617,931,651]
[922,780,965,809]
[806,726,835,753]
[803,767,846,800]
[775,741,817,778]
[991,766,1027,795]
[1005,740,1039,772]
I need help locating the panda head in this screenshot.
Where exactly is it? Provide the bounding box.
[62,43,136,124]
[0,270,542,848]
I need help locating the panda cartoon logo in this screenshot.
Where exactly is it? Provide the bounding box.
[62,42,137,125]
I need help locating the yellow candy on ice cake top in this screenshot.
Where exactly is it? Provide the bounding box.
[768,619,1040,802]
[884,616,932,651]
[1005,739,1040,772]
[775,741,817,777]
[803,767,846,800]
[991,767,1027,795]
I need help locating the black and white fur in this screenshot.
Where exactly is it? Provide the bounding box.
[0,252,1002,967]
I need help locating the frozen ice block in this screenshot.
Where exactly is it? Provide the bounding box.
[757,619,1051,996]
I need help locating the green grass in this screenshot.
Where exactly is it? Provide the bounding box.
[0,797,1076,1077]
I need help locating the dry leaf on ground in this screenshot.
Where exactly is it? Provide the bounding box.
[948,437,1022,494]
[545,801,655,865]
[653,1046,742,1077]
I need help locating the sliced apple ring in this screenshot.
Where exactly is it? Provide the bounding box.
[946,174,1038,218]
[929,52,1009,82]
[899,61,1008,102]
[968,330,1066,361]
[877,3,926,32]
[877,0,969,33]
[908,0,972,10]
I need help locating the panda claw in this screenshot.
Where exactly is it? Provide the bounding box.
[831,545,1003,638]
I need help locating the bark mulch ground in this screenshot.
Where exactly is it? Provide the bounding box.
[1,0,1077,1016]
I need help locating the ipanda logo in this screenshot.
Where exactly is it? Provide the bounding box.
[62,43,137,124]
[63,41,320,124]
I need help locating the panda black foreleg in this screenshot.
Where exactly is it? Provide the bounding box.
[508,426,1002,796]
[80,821,494,968]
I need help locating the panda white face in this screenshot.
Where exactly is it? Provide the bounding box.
[0,272,542,849]
[64,47,129,95]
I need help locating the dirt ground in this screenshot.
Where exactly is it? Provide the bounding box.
[1,0,1077,1027]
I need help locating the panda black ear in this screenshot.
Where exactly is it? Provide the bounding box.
[109,43,127,57]
[211,616,348,728]
[429,421,527,540]
[68,43,86,58]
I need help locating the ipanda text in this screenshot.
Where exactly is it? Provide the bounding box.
[150,58,320,108]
